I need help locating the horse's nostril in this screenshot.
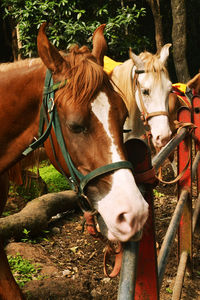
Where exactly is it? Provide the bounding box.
[118,213,126,223]
[156,135,161,141]
[117,212,135,229]
[156,135,170,145]
[162,136,170,144]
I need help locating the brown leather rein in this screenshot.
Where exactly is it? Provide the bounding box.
[132,69,169,134]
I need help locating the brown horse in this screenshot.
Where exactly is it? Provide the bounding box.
[0,23,148,299]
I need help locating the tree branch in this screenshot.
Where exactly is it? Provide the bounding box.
[0,191,79,240]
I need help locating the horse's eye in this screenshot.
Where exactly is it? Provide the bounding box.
[142,89,150,96]
[68,123,87,134]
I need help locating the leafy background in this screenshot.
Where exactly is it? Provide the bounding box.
[1,0,151,60]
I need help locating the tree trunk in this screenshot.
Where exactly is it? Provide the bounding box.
[0,8,13,62]
[146,0,164,51]
[171,0,190,82]
[0,191,79,240]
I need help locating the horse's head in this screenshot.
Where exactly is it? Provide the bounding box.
[37,23,148,242]
[130,44,172,148]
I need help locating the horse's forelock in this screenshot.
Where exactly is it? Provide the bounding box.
[60,45,105,105]
[139,51,169,84]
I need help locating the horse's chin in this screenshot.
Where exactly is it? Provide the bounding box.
[97,214,143,243]
[107,229,143,242]
[107,231,119,242]
[153,139,169,149]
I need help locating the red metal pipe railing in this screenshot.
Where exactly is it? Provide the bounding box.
[118,98,200,300]
[118,105,200,299]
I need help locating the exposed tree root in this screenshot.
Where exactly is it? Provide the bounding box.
[0,191,79,240]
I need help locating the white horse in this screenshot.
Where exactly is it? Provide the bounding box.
[105,45,172,149]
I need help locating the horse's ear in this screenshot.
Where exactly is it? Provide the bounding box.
[92,24,107,66]
[129,48,144,70]
[187,73,200,94]
[37,23,65,73]
[159,43,172,65]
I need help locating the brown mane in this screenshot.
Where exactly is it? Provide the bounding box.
[3,45,113,184]
[0,44,110,107]
[57,45,109,105]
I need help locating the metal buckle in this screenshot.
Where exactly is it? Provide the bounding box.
[48,97,55,113]
[69,176,78,192]
[78,193,94,212]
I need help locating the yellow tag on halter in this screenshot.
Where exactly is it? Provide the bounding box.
[103,56,122,75]
[172,83,192,108]
[172,83,187,94]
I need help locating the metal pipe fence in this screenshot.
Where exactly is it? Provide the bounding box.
[118,100,200,299]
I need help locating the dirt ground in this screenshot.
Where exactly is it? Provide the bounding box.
[3,164,200,300]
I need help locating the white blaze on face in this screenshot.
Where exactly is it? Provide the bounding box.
[91,92,149,242]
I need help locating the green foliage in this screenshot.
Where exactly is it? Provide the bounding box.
[153,189,164,198]
[39,163,70,193]
[1,0,149,60]
[166,287,173,294]
[2,211,11,216]
[14,177,44,202]
[8,254,42,287]
[8,162,70,205]
[21,228,50,244]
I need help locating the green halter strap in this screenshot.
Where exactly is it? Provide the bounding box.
[23,69,134,211]
[22,70,56,156]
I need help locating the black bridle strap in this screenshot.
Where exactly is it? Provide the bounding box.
[79,161,134,194]
[132,67,169,126]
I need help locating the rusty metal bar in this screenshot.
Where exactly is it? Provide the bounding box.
[191,151,200,181]
[191,150,200,232]
[152,128,187,171]
[117,241,139,300]
[119,138,159,300]
[172,250,188,300]
[193,96,200,195]
[177,107,192,278]
[158,189,189,288]
[171,191,200,300]
[192,192,200,232]
[171,190,200,300]
[117,107,199,299]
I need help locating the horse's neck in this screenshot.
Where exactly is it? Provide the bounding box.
[111,60,145,142]
[0,62,45,174]
[123,107,145,142]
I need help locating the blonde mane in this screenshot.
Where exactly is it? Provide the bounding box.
[139,51,169,83]
[110,50,170,112]
[110,59,134,112]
